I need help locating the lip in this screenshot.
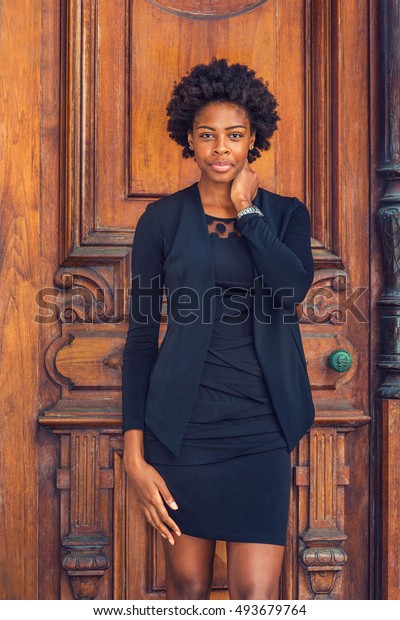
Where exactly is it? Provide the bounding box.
[209,161,234,172]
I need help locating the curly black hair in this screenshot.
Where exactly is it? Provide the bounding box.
[166,58,280,163]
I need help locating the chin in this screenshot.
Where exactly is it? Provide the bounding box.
[203,169,237,183]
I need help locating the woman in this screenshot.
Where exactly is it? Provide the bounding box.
[122,58,314,600]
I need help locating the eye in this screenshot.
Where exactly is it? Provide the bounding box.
[199,132,214,139]
[229,132,243,139]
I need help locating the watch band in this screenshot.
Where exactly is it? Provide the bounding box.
[236,205,264,219]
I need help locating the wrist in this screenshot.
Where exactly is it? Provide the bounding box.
[236,204,264,220]
[233,200,253,212]
[124,451,146,467]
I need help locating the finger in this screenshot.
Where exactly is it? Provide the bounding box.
[152,480,182,535]
[155,477,179,512]
[156,501,182,536]
[142,505,157,530]
[147,504,177,545]
[142,504,175,544]
[147,485,182,536]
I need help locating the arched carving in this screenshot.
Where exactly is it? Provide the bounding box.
[146,0,268,20]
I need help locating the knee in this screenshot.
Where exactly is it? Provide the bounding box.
[168,575,213,600]
[230,580,279,600]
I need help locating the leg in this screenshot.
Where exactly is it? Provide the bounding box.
[161,532,217,600]
[226,541,285,600]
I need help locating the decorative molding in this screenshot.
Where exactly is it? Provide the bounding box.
[57,431,112,599]
[376,0,400,601]
[62,534,110,600]
[44,323,126,394]
[297,428,350,599]
[39,0,372,601]
[146,0,268,20]
[63,0,347,277]
[376,0,400,398]
[54,267,115,324]
[302,269,348,324]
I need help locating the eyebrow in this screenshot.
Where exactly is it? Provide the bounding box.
[196,125,247,130]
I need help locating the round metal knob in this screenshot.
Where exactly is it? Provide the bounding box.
[328,349,352,372]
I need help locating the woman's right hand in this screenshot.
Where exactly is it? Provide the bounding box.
[124,454,182,545]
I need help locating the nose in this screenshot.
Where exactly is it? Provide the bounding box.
[213,135,230,155]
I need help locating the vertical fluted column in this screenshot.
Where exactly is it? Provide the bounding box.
[376,0,400,601]
[58,431,111,599]
[376,2,400,388]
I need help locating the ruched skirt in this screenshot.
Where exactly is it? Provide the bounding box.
[144,315,291,545]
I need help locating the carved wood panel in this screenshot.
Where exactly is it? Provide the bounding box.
[38,0,374,600]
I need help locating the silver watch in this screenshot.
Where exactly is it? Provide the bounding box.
[236,205,264,219]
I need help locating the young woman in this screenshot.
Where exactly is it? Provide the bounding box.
[122,58,314,600]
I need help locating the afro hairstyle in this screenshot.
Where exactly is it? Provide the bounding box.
[166,58,280,163]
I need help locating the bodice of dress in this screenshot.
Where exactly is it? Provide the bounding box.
[144,213,288,464]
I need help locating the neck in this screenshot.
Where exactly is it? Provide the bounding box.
[197,176,235,210]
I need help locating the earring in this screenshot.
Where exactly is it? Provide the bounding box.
[189,145,194,151]
[249,145,254,151]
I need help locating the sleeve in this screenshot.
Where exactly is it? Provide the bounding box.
[234,197,314,312]
[121,203,165,432]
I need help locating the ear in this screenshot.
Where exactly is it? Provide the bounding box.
[187,131,194,151]
[249,130,256,149]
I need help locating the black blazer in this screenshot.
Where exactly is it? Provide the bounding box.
[122,182,315,457]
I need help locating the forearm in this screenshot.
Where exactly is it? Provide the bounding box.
[121,325,159,432]
[235,199,314,310]
[122,201,164,432]
[123,429,146,465]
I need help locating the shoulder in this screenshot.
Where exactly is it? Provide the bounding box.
[146,184,193,213]
[141,184,194,229]
[257,186,307,222]
[258,186,304,210]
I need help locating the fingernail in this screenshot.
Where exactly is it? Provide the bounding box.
[169,538,175,545]
[170,501,179,510]
[161,533,166,538]
[175,530,181,536]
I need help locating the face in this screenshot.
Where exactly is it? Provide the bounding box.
[187,101,256,184]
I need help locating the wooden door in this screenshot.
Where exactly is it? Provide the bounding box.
[1,0,381,601]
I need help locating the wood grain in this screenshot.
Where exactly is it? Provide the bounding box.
[0,0,381,601]
[0,0,41,600]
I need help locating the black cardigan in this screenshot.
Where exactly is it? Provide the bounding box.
[122,182,315,457]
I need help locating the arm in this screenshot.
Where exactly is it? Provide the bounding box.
[122,208,183,545]
[122,203,164,432]
[234,197,314,312]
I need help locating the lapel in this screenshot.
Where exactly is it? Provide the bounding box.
[165,181,277,330]
[182,179,266,277]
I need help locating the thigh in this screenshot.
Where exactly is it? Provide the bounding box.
[226,541,285,600]
[161,532,217,597]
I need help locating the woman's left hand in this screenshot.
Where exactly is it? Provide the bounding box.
[231,161,259,212]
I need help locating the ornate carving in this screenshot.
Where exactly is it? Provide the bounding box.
[54,268,114,324]
[62,534,110,600]
[300,544,348,600]
[378,207,400,275]
[301,546,347,567]
[56,431,112,599]
[376,204,400,399]
[376,0,400,600]
[301,269,356,324]
[103,350,123,374]
[376,0,400,399]
[296,429,349,599]
[146,0,268,20]
[44,323,125,394]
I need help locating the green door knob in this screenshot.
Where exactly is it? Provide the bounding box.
[328,349,352,372]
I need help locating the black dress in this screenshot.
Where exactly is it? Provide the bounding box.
[143,213,292,545]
